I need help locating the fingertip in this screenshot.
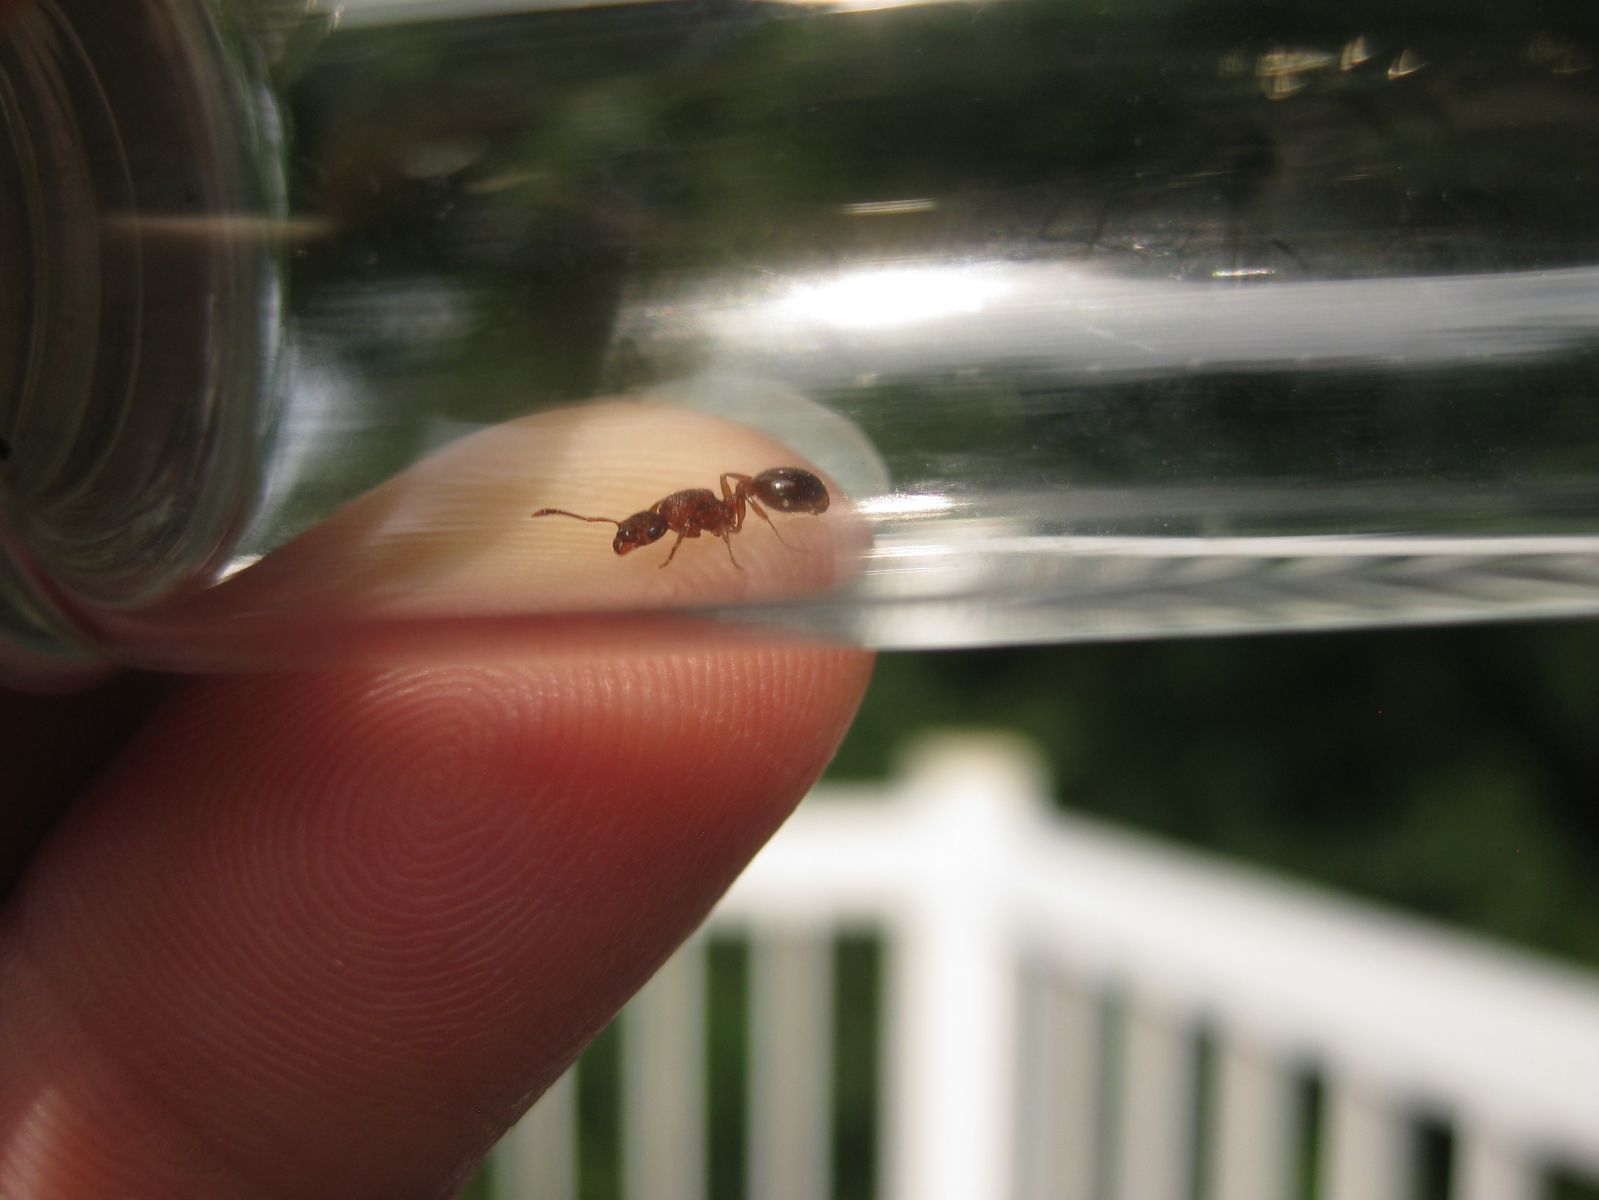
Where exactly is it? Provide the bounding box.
[193,403,868,618]
[117,403,873,673]
[1,633,872,1197]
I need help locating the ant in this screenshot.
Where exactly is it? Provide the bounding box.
[533,466,830,569]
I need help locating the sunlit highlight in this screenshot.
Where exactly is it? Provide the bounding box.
[217,554,263,582]
[1341,35,1373,71]
[1388,48,1427,79]
[857,492,957,517]
[773,0,969,10]
[775,265,1014,331]
[842,198,940,216]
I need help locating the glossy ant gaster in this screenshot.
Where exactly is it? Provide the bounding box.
[533,466,830,569]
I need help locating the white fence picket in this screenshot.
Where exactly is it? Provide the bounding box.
[879,739,1035,1200]
[1016,971,1101,1200]
[748,931,833,1200]
[621,941,706,1200]
[1110,997,1194,1200]
[1322,1076,1409,1200]
[495,1070,577,1200]
[1208,1032,1295,1200]
[1456,1128,1538,1200]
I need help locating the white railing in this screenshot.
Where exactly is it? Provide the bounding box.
[488,735,1599,1200]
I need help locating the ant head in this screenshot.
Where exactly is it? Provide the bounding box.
[613,511,669,555]
[754,467,830,515]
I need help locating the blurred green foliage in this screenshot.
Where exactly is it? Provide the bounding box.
[577,1022,623,1200]
[706,941,750,1200]
[831,937,881,1200]
[832,620,1599,968]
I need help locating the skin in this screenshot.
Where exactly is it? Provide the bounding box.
[104,405,870,672]
[0,405,874,1197]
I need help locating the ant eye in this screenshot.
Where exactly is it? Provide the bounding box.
[755,467,830,514]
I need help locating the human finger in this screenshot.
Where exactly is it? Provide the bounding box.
[0,635,873,1198]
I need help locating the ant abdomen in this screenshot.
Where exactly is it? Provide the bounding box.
[753,467,830,514]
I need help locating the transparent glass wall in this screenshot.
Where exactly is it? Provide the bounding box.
[4,0,1599,670]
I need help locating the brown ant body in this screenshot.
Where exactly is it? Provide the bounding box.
[533,466,830,568]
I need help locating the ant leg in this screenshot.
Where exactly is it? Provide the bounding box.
[743,497,800,551]
[720,531,742,570]
[722,476,804,553]
[659,531,688,568]
[720,473,754,533]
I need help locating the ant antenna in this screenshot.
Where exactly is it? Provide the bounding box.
[531,508,621,527]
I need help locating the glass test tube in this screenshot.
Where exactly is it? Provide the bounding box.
[3,0,1599,675]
